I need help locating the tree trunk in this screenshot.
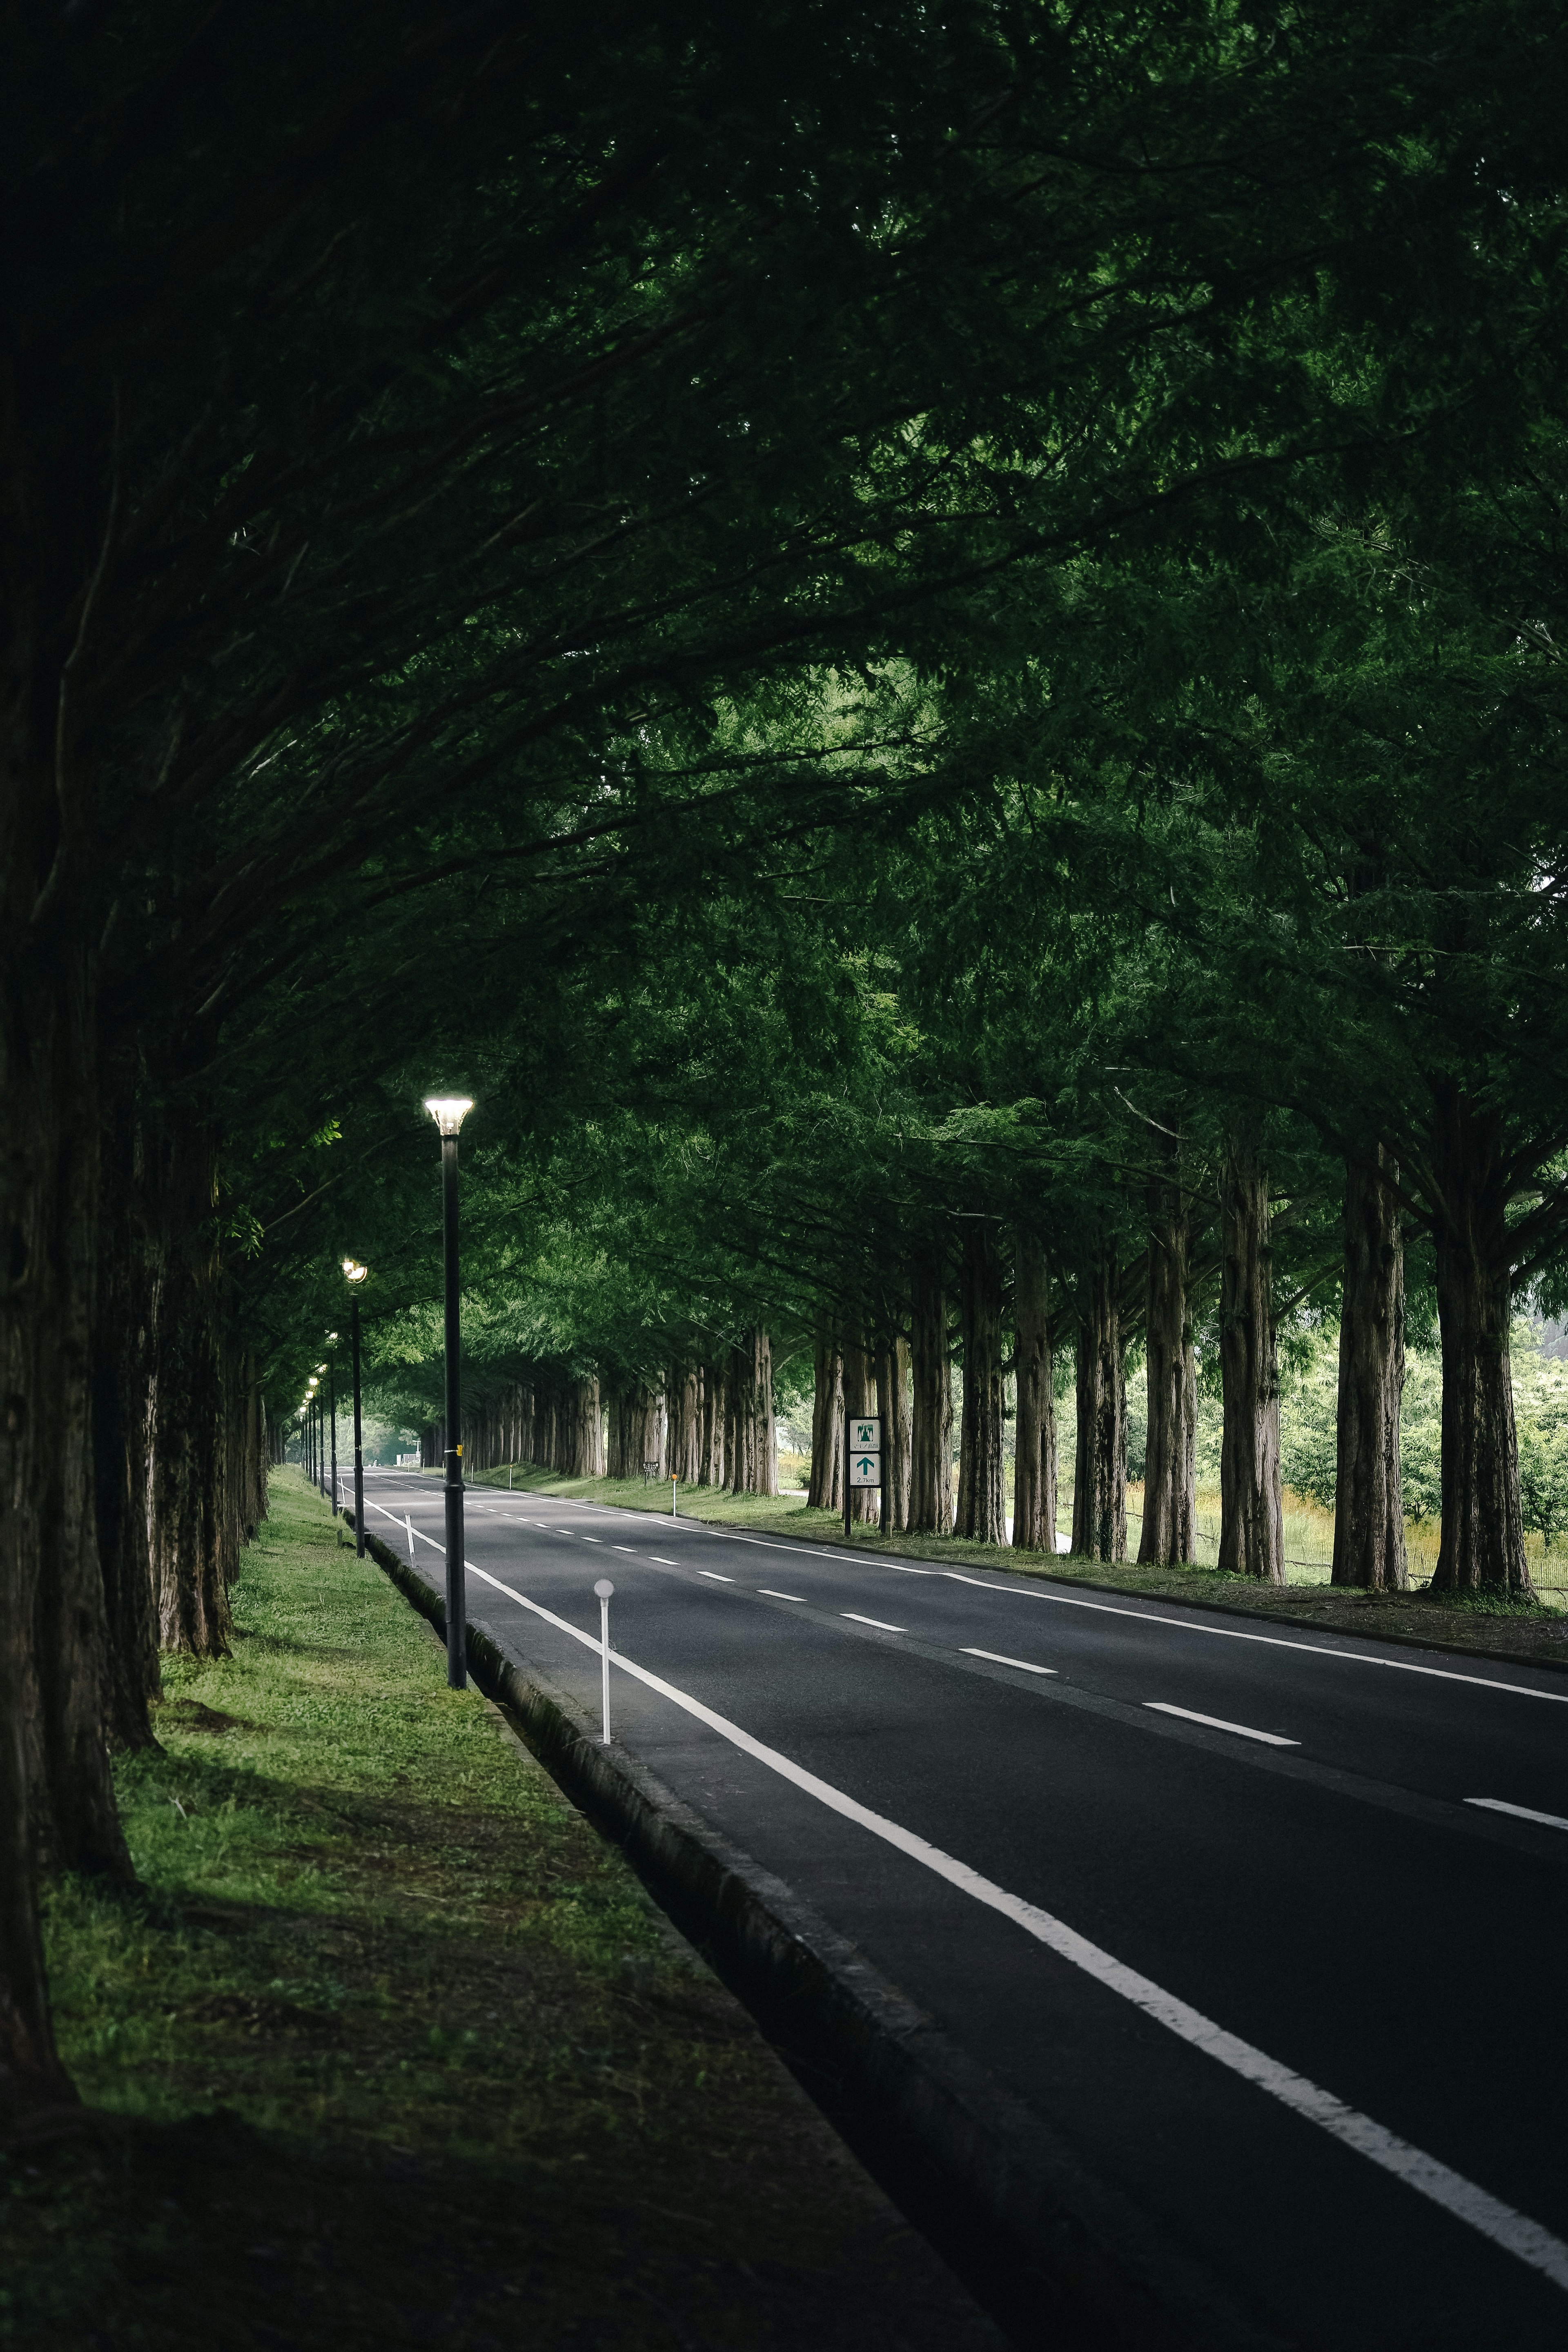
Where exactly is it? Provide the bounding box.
[670,1364,701,1484]
[842,1325,878,1521]
[728,1329,776,1497]
[1072,1247,1127,1561]
[1429,1093,1530,1592]
[1332,1150,1407,1589]
[700,1359,725,1487]
[1218,1143,1285,1583]
[909,1250,953,1534]
[956,1226,1006,1544]
[807,1316,844,1511]
[92,1124,161,1750]
[147,1130,236,1656]
[1138,1167,1197,1568]
[0,933,113,2122]
[1012,1229,1058,1553]
[878,1333,911,1534]
[563,1374,602,1477]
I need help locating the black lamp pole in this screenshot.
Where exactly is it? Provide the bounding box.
[418,1103,474,1687]
[350,1292,365,1556]
[441,1131,466,1686]
[328,1352,338,1513]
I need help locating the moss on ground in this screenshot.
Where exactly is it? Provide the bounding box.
[0,1471,993,2352]
[474,1464,1568,1673]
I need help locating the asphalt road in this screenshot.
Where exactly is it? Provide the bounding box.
[354,1469,1568,2350]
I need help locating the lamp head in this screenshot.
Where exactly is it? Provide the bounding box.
[326,1331,339,1345]
[423,1094,474,1138]
[342,1258,368,1285]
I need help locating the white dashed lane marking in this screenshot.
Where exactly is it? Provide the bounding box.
[1145,1703,1298,1748]
[844,1613,906,1633]
[963,1648,1057,1676]
[1466,1798,1568,1832]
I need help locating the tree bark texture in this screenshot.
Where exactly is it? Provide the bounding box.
[609,1380,660,1479]
[1072,1247,1126,1561]
[1217,1143,1285,1584]
[956,1226,1006,1544]
[877,1333,911,1535]
[841,1326,878,1522]
[0,918,112,2118]
[700,1359,725,1487]
[91,1120,161,1750]
[669,1365,702,1484]
[1332,1152,1407,1589]
[1012,1229,1057,1553]
[727,1329,776,1497]
[1429,1092,1530,1591]
[909,1251,953,1534]
[807,1317,844,1512]
[1138,1170,1197,1568]
[146,1128,238,1656]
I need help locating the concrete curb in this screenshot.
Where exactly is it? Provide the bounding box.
[355,1515,1301,2352]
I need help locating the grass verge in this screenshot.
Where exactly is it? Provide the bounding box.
[471,1464,1568,1672]
[1,1470,993,2352]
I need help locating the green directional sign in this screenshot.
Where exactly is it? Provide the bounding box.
[849,1452,880,1488]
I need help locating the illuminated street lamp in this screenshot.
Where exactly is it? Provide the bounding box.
[343,1261,368,1555]
[424,1095,474,1688]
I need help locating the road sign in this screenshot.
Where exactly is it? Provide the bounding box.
[850,1417,881,1451]
[849,1452,880,1487]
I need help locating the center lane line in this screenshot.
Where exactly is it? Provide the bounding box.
[1146,1703,1298,1748]
[456,1556,1568,2296]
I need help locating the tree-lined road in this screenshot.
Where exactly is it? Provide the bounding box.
[359,1471,1568,2349]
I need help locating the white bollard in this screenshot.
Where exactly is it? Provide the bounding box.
[405,1515,416,1568]
[509,1462,514,1490]
[595,1578,614,1744]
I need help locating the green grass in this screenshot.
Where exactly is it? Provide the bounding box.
[0,1470,991,2351]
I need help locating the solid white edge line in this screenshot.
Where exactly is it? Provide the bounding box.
[962,1648,1058,1676]
[843,1613,906,1632]
[1145,1702,1299,1748]
[458,1558,1568,2297]
[1465,1798,1568,1833]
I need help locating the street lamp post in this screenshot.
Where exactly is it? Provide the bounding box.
[327,1336,339,1514]
[424,1096,474,1690]
[343,1263,368,1556]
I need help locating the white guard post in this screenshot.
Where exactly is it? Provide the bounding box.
[595,1578,615,1742]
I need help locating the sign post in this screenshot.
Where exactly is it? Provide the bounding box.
[844,1414,881,1541]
